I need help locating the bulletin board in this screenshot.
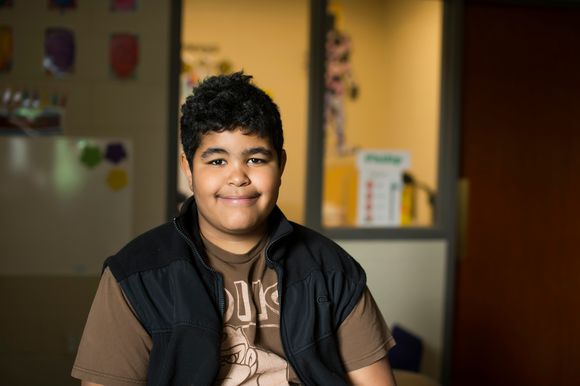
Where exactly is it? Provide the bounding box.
[0,136,132,275]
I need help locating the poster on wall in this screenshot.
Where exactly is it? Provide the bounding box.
[0,25,13,73]
[111,0,137,12]
[44,28,75,77]
[110,33,139,79]
[356,150,410,227]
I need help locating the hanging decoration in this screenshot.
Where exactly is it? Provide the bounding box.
[111,0,137,12]
[110,33,139,79]
[324,4,359,156]
[44,28,75,77]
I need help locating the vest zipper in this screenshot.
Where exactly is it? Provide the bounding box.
[173,218,225,317]
[266,236,310,386]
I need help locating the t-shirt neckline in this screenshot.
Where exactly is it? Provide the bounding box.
[201,233,270,265]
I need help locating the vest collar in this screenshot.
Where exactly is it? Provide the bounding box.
[175,196,293,258]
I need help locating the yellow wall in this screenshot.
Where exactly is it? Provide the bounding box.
[181,0,309,223]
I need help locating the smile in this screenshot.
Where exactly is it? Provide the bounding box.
[218,195,260,206]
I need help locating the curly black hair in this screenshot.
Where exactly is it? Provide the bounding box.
[180,72,284,167]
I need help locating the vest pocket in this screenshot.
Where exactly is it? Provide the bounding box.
[147,325,221,385]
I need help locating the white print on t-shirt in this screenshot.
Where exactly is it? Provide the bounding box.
[217,325,289,386]
[223,280,280,327]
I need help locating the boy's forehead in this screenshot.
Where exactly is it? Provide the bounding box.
[198,129,274,149]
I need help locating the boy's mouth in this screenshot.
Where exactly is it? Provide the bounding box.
[217,193,261,205]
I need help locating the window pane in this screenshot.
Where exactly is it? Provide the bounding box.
[322,0,443,228]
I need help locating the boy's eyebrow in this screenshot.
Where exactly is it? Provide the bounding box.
[199,146,273,159]
[200,147,228,159]
[243,147,273,157]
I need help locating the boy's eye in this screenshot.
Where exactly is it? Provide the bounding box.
[248,158,266,165]
[209,159,226,166]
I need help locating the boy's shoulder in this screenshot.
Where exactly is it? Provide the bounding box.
[104,221,189,282]
[288,221,341,250]
[282,221,365,276]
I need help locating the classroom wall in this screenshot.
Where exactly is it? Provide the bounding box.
[0,1,171,385]
[339,239,447,381]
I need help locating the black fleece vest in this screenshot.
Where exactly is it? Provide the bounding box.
[105,198,367,386]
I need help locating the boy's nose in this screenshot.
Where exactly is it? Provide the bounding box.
[228,167,250,187]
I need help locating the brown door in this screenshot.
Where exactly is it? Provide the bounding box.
[452,3,580,386]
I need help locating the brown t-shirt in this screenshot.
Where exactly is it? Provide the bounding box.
[72,237,394,385]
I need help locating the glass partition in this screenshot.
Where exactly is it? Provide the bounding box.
[320,0,443,229]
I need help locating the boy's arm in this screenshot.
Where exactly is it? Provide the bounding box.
[81,382,104,386]
[347,357,397,386]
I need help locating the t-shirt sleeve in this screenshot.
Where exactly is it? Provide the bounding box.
[71,267,152,386]
[337,287,396,372]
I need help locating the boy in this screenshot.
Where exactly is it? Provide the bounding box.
[72,72,397,385]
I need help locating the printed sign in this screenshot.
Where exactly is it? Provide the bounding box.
[356,150,410,227]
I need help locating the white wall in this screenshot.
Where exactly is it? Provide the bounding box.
[338,239,447,381]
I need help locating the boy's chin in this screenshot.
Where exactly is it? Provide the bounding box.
[219,220,266,236]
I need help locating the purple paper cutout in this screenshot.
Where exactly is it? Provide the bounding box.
[105,142,127,164]
[49,0,76,10]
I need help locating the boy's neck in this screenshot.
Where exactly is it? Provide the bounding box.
[198,221,268,255]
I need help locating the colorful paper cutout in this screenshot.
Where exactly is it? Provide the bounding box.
[80,145,102,168]
[0,26,12,73]
[106,169,128,191]
[110,34,139,79]
[111,0,137,12]
[44,28,75,77]
[105,142,127,164]
[49,0,76,10]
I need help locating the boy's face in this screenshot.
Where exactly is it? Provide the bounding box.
[180,129,286,240]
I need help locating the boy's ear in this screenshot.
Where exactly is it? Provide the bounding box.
[279,149,287,175]
[179,152,194,192]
